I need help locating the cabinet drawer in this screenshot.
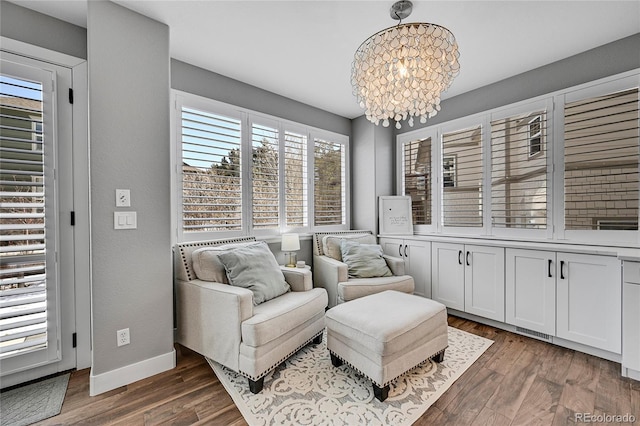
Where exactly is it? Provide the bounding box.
[624,261,640,284]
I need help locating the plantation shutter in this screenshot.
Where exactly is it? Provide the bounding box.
[403,138,431,225]
[442,125,483,227]
[564,88,639,230]
[491,110,548,229]
[0,75,47,358]
[181,107,242,232]
[284,131,307,227]
[314,138,345,226]
[251,123,279,229]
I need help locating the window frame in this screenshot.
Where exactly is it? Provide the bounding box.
[395,70,639,247]
[172,91,349,242]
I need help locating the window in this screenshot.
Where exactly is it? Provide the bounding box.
[442,125,483,227]
[180,107,243,233]
[491,110,548,229]
[564,87,639,231]
[284,131,308,228]
[402,138,432,225]
[251,123,279,229]
[314,138,346,226]
[175,93,348,239]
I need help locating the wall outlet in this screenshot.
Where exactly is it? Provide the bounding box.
[117,328,130,347]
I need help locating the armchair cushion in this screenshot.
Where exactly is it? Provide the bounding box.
[218,241,290,305]
[340,239,392,278]
[323,234,377,261]
[191,241,257,283]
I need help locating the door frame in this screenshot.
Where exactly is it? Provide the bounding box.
[1,37,90,386]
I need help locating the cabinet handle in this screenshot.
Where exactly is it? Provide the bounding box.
[466,251,471,266]
[399,244,403,257]
[548,259,552,278]
[404,245,408,258]
[560,260,565,279]
[458,250,463,265]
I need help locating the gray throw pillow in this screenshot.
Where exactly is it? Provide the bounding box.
[323,234,377,261]
[340,239,393,278]
[217,241,290,305]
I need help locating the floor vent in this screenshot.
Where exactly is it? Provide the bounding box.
[515,327,552,342]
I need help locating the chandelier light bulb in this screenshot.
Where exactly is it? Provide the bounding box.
[351,1,460,129]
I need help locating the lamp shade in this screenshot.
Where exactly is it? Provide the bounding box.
[281,233,300,252]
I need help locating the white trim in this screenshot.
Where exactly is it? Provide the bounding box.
[89,349,176,396]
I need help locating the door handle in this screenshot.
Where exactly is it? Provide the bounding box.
[560,260,565,279]
[404,245,408,258]
[458,250,463,265]
[399,244,403,257]
[548,259,552,278]
[466,251,471,266]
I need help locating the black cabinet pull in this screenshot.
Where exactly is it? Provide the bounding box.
[399,244,402,257]
[404,245,408,258]
[458,250,463,265]
[466,251,471,266]
[548,259,552,278]
[560,260,565,279]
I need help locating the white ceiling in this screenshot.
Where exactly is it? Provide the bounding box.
[8,1,640,119]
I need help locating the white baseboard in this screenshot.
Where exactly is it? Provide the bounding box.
[89,349,176,396]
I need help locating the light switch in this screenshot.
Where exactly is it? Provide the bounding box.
[114,211,137,229]
[116,189,131,207]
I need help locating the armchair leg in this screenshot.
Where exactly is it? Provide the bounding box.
[248,377,264,394]
[312,334,323,345]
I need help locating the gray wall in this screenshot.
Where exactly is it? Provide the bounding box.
[87,1,173,375]
[172,59,351,136]
[396,32,640,133]
[0,0,87,59]
[351,116,394,232]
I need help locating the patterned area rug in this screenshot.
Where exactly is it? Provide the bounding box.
[208,327,492,425]
[0,373,70,426]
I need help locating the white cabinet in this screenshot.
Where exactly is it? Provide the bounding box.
[432,242,505,322]
[623,261,640,379]
[506,249,556,336]
[379,238,431,298]
[556,253,621,354]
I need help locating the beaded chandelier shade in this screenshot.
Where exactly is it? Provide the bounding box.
[351,1,460,129]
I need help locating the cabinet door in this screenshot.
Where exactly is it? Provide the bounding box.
[405,240,431,298]
[556,253,621,353]
[379,238,404,258]
[465,245,505,322]
[431,242,465,310]
[505,249,556,335]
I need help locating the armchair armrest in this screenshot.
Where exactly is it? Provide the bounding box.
[383,255,406,276]
[281,266,313,292]
[175,279,253,371]
[313,255,349,308]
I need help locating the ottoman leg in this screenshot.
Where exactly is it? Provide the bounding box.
[373,383,389,402]
[330,352,343,367]
[248,377,264,394]
[312,334,323,345]
[432,350,445,363]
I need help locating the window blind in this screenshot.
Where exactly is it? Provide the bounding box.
[181,107,242,232]
[442,125,483,227]
[314,138,345,226]
[284,131,307,227]
[564,88,639,230]
[0,76,47,358]
[251,123,279,229]
[491,110,547,229]
[403,138,431,225]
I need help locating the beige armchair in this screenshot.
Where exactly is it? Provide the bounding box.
[175,237,328,393]
[313,231,415,308]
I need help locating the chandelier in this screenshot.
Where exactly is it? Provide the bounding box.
[351,1,460,129]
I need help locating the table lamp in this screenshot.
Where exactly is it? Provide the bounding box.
[281,233,300,267]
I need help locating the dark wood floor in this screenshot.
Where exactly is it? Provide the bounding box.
[36,316,639,425]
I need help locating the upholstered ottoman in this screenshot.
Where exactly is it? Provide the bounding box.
[325,290,448,402]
